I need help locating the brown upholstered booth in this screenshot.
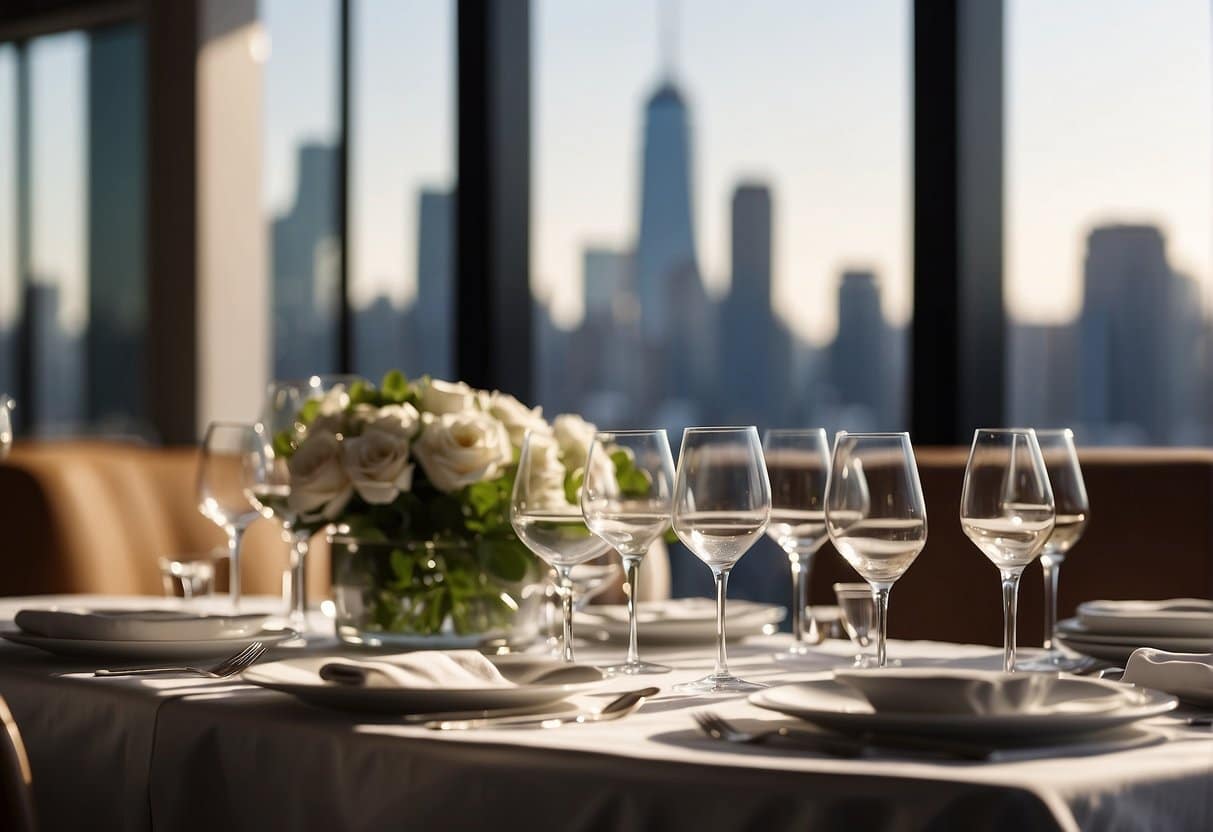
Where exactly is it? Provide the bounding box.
[0,442,1210,646]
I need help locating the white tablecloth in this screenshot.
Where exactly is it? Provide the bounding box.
[0,596,1209,831]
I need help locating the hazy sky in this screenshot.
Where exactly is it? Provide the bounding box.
[2,1,1210,345]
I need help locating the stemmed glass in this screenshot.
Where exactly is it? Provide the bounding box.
[0,396,13,461]
[1022,428,1088,670]
[825,432,927,669]
[671,426,771,693]
[511,431,613,663]
[197,422,262,610]
[762,428,830,656]
[581,429,675,675]
[960,428,1055,673]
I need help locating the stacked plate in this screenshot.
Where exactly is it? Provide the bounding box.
[1056,599,1213,662]
[2,607,296,660]
[576,598,785,646]
[751,668,1177,746]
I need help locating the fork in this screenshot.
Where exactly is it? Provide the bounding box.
[94,641,267,678]
[692,711,992,761]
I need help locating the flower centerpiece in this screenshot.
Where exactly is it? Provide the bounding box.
[272,370,615,648]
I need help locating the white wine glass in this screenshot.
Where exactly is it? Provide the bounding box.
[1021,428,1088,671]
[581,429,675,675]
[0,396,13,461]
[960,428,1055,673]
[762,428,830,657]
[825,432,927,669]
[671,426,771,694]
[197,422,263,610]
[511,431,613,663]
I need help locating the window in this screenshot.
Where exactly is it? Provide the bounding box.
[349,0,456,383]
[1004,0,1213,445]
[262,0,342,381]
[0,24,146,436]
[532,1,911,437]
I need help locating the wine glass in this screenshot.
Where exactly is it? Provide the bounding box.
[0,396,13,461]
[1021,428,1088,671]
[581,429,675,675]
[833,582,877,667]
[825,432,927,669]
[511,431,613,663]
[670,426,771,693]
[960,428,1055,673]
[762,428,830,657]
[197,422,262,610]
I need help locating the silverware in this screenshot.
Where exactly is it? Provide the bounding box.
[426,686,659,730]
[692,711,992,761]
[94,641,267,678]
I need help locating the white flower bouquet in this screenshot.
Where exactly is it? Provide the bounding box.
[272,371,608,642]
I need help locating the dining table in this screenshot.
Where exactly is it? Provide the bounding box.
[0,595,1209,832]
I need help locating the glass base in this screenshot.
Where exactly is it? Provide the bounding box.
[673,673,767,694]
[1017,648,1087,672]
[602,659,672,676]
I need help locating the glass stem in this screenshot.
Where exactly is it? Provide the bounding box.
[227,525,245,610]
[286,529,310,629]
[557,566,576,663]
[871,582,891,668]
[790,549,817,645]
[622,554,643,666]
[713,567,732,678]
[1041,556,1060,651]
[1001,569,1023,672]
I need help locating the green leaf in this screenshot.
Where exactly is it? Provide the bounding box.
[563,467,584,505]
[272,429,296,457]
[381,370,410,403]
[389,548,414,585]
[348,380,377,406]
[618,466,652,497]
[298,398,321,426]
[466,480,500,518]
[479,539,532,583]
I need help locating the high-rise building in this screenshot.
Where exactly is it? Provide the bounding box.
[271,143,341,380]
[830,270,888,425]
[415,188,453,379]
[1079,224,1174,442]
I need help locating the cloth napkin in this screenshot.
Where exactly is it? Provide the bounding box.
[318,650,513,689]
[1123,648,1213,705]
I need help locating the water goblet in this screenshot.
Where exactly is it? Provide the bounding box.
[197,422,262,610]
[671,426,771,694]
[581,429,675,675]
[960,428,1055,672]
[511,431,613,663]
[762,428,830,657]
[825,432,927,669]
[833,582,877,667]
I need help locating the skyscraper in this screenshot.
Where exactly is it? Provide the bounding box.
[1079,224,1174,442]
[830,270,888,425]
[415,188,454,379]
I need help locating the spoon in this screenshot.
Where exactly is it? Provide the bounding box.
[426,686,660,730]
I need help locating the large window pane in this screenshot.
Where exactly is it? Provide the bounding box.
[262,0,341,381]
[1005,0,1212,444]
[349,0,455,383]
[0,46,16,404]
[533,1,912,597]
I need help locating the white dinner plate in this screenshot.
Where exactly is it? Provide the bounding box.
[1076,599,1213,639]
[577,598,785,645]
[14,608,269,642]
[750,673,1177,741]
[242,655,606,714]
[1056,618,1213,662]
[1,628,297,660]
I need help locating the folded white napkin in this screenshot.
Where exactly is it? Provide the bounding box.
[318,650,513,689]
[1123,648,1213,705]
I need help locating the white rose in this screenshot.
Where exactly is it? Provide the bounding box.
[553,414,597,472]
[413,411,513,493]
[478,390,550,447]
[341,430,414,505]
[518,431,571,511]
[287,431,353,520]
[352,403,421,441]
[419,378,476,415]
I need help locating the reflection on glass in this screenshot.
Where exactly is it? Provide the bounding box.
[197,422,262,610]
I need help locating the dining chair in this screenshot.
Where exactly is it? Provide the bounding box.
[0,696,36,832]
